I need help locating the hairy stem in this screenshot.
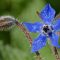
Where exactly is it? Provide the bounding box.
[51,47,60,60]
[15,20,42,60]
[15,21,32,45]
[35,51,41,60]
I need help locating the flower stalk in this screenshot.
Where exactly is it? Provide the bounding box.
[35,51,42,60]
[51,47,60,60]
[15,20,42,60]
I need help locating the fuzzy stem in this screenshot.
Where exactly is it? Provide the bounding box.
[15,20,42,60]
[15,21,32,45]
[51,47,60,60]
[35,51,42,60]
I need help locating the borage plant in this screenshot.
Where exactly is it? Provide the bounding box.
[0,4,60,60]
[23,4,60,60]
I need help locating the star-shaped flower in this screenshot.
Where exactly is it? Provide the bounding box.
[23,4,60,52]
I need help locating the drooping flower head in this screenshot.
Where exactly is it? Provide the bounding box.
[23,4,60,52]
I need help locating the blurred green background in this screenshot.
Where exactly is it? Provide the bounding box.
[0,0,60,60]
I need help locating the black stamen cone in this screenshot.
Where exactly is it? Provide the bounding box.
[43,26,49,33]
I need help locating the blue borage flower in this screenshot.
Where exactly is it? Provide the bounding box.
[23,4,60,52]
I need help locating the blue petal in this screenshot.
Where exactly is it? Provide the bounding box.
[32,34,47,52]
[49,33,60,48]
[52,19,60,31]
[39,4,55,24]
[23,22,43,33]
